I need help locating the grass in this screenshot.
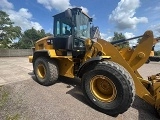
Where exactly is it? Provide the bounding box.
[6,114,20,120]
[0,86,9,108]
[0,86,21,120]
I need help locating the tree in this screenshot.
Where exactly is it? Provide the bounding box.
[111,32,129,49]
[0,10,21,48]
[17,28,49,49]
[155,51,160,56]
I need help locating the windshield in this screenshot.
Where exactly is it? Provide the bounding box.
[75,13,90,39]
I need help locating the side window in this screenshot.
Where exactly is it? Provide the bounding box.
[62,23,71,35]
[56,21,60,35]
[80,25,87,36]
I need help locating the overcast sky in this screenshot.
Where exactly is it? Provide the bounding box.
[0,0,160,50]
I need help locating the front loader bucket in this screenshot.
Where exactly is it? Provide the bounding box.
[148,73,160,115]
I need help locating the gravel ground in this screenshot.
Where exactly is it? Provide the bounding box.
[0,57,160,120]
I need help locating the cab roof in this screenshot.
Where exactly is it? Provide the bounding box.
[53,7,92,19]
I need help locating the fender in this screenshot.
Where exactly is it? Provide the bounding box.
[32,50,49,63]
[31,49,60,63]
[77,56,110,78]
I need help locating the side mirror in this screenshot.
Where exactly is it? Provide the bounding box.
[89,18,93,22]
[65,8,72,18]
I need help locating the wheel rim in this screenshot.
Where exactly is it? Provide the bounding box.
[37,64,46,79]
[90,75,117,102]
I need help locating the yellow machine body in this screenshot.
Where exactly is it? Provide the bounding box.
[29,30,160,110]
[29,8,160,116]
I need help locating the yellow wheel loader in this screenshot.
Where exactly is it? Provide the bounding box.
[29,8,160,116]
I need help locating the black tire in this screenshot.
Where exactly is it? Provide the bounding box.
[157,109,160,117]
[34,57,59,86]
[145,59,150,64]
[81,61,135,116]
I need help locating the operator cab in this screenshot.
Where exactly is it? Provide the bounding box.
[53,8,92,58]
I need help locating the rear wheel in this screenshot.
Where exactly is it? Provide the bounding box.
[34,57,59,86]
[145,59,150,64]
[157,109,160,117]
[82,61,135,116]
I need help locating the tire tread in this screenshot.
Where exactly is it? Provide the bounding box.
[82,60,135,115]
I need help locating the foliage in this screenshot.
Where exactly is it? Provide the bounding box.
[0,86,9,108]
[155,51,160,56]
[0,86,21,120]
[0,10,53,49]
[0,10,21,48]
[6,114,20,120]
[111,32,129,49]
[11,28,52,49]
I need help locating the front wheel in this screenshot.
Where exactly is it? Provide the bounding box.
[34,57,59,86]
[81,61,135,116]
